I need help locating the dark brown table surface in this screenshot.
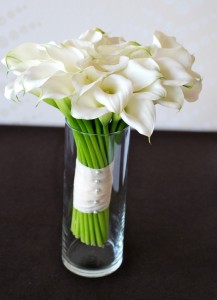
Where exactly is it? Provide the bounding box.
[1,125,217,300]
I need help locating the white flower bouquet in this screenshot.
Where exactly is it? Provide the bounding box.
[2,28,202,247]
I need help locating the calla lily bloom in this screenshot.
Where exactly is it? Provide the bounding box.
[150,31,202,102]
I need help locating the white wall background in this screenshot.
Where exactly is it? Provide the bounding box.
[0,0,216,131]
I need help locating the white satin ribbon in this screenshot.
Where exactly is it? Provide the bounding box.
[73,159,114,213]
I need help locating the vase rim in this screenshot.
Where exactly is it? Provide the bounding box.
[65,118,130,137]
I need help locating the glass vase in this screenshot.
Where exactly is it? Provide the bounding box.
[62,121,131,278]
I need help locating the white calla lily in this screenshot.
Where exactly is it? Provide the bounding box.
[4,76,24,101]
[37,73,74,101]
[101,56,129,73]
[150,31,202,102]
[80,28,126,48]
[22,62,65,93]
[71,66,106,95]
[152,31,195,67]
[94,74,133,114]
[182,77,202,102]
[72,89,110,119]
[156,86,185,110]
[44,44,85,72]
[157,57,194,86]
[97,41,151,62]
[153,31,184,49]
[139,79,184,110]
[72,74,133,119]
[140,80,167,100]
[119,58,162,91]
[79,28,104,43]
[1,43,49,75]
[121,93,156,137]
[153,46,195,69]
[97,41,130,56]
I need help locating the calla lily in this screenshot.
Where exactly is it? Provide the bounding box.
[156,86,185,110]
[71,66,106,96]
[150,31,202,102]
[79,28,105,44]
[44,43,85,72]
[37,73,75,101]
[119,58,162,91]
[62,38,98,63]
[182,76,202,102]
[1,43,49,75]
[72,74,133,119]
[152,31,195,68]
[80,28,126,48]
[140,80,167,100]
[78,54,128,73]
[72,89,110,120]
[157,57,195,86]
[101,56,129,72]
[121,93,156,137]
[139,80,183,110]
[97,41,131,56]
[94,74,133,114]
[22,62,65,93]
[98,42,150,59]
[4,76,24,101]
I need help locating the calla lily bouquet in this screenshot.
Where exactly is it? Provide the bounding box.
[2,28,202,247]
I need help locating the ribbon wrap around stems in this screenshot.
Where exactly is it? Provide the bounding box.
[73,159,114,213]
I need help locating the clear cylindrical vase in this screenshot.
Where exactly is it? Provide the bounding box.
[62,121,131,277]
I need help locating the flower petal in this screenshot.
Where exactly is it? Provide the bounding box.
[45,44,84,72]
[158,57,194,86]
[97,41,130,56]
[38,73,74,101]
[140,80,167,100]
[22,62,65,92]
[2,43,49,74]
[152,31,196,69]
[101,56,129,72]
[72,90,109,119]
[121,93,156,137]
[94,74,133,114]
[119,58,162,91]
[156,85,184,110]
[79,28,104,43]
[72,66,106,95]
[4,76,24,101]
[182,78,202,102]
[153,31,181,48]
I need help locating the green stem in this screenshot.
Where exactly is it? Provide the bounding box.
[88,213,96,246]
[97,211,107,242]
[116,119,128,132]
[110,114,121,133]
[94,119,108,166]
[84,214,90,245]
[75,209,80,239]
[76,119,100,169]
[93,213,103,247]
[102,123,110,163]
[82,120,105,168]
[80,212,85,243]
